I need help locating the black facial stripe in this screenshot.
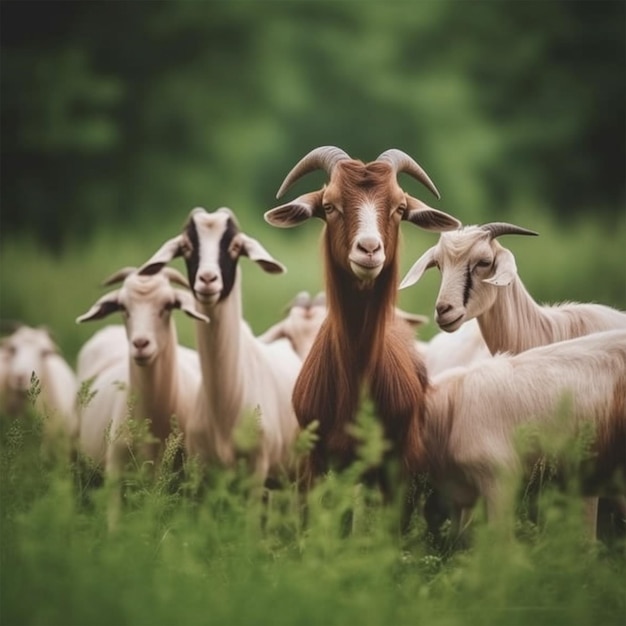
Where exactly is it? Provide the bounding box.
[218,218,239,301]
[462,263,473,307]
[184,219,200,290]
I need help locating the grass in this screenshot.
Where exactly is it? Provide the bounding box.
[1,397,625,626]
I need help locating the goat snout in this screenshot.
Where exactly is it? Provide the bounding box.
[9,372,31,392]
[132,337,150,350]
[356,236,382,256]
[435,302,465,332]
[194,269,223,303]
[436,302,453,317]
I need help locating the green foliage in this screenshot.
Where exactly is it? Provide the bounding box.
[1,399,625,626]
[1,1,624,251]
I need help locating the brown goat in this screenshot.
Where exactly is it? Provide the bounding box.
[265,146,460,487]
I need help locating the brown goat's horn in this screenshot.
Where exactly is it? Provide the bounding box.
[481,222,539,239]
[276,146,351,199]
[101,266,137,287]
[376,149,441,200]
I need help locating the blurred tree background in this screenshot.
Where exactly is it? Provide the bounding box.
[1,0,624,355]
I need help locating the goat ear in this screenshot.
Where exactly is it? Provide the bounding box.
[138,235,185,276]
[264,191,322,228]
[173,290,210,323]
[404,196,461,232]
[483,247,517,287]
[76,292,122,323]
[257,321,286,344]
[394,308,429,328]
[399,247,437,289]
[238,234,286,274]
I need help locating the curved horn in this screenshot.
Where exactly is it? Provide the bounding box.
[376,149,441,200]
[161,267,190,289]
[101,266,137,287]
[481,222,539,239]
[276,146,351,199]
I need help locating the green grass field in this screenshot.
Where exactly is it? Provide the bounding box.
[1,210,625,626]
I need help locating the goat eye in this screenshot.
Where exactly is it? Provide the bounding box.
[396,204,407,217]
[322,204,334,214]
[475,259,492,270]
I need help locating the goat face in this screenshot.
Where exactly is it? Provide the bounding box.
[77,270,207,366]
[2,326,57,393]
[400,223,538,332]
[265,147,461,288]
[138,207,285,307]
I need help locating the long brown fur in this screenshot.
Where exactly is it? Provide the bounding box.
[292,160,429,485]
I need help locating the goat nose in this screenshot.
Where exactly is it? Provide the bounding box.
[133,337,150,350]
[436,302,453,317]
[356,236,382,255]
[198,271,218,285]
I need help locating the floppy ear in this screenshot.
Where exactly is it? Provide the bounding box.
[257,321,286,344]
[138,235,185,276]
[399,247,437,289]
[404,196,461,232]
[238,234,286,274]
[76,291,122,323]
[173,289,210,322]
[394,308,429,329]
[482,247,518,287]
[264,191,323,228]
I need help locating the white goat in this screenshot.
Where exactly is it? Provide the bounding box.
[258,292,327,360]
[425,329,626,538]
[138,207,302,483]
[400,222,626,354]
[401,222,626,535]
[76,267,207,524]
[0,325,78,439]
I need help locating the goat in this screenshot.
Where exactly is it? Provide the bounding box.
[424,329,626,538]
[0,325,78,439]
[258,292,327,360]
[76,267,207,525]
[264,146,460,487]
[400,222,626,354]
[138,207,302,484]
[401,222,626,537]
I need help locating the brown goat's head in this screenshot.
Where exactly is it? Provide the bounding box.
[265,147,461,287]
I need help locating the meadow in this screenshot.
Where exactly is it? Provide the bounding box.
[1,206,625,626]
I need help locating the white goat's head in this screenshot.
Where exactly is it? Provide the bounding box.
[138,207,285,307]
[76,267,207,366]
[264,147,460,287]
[400,222,538,332]
[1,325,58,393]
[259,291,327,359]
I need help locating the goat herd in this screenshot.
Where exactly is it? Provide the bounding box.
[1,146,625,540]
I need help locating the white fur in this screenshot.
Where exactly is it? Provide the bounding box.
[426,330,626,536]
[421,319,491,376]
[258,292,327,360]
[139,208,302,483]
[0,325,78,439]
[401,225,626,354]
[76,269,206,526]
